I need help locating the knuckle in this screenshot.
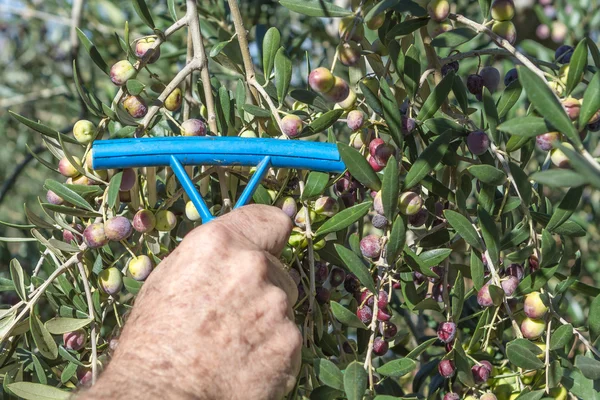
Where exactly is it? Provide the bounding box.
[283,320,303,350]
[203,224,234,246]
[268,287,290,317]
[240,251,270,283]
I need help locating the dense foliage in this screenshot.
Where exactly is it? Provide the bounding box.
[1,0,600,399]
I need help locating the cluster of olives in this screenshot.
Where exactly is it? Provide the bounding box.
[490,0,517,45]
[433,256,556,400]
[290,258,400,358]
[426,0,452,38]
[108,37,184,119]
[280,66,359,138]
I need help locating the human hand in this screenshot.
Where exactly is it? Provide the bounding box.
[80,205,301,400]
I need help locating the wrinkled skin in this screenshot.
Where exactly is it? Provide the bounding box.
[80,205,301,400]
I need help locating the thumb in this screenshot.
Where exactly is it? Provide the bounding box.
[213,204,293,256]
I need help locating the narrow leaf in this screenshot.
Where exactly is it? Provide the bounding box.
[275,47,292,104]
[76,28,109,75]
[9,259,26,301]
[517,67,581,148]
[579,71,600,126]
[335,244,376,295]
[468,165,506,186]
[301,172,329,200]
[7,382,70,400]
[565,39,588,96]
[431,28,477,47]
[403,45,420,99]
[376,358,417,378]
[262,27,280,81]
[30,313,58,360]
[547,186,583,231]
[478,206,499,265]
[445,210,481,250]
[107,172,123,209]
[315,201,371,237]
[44,180,94,211]
[530,169,588,187]
[575,355,600,380]
[343,361,368,400]
[506,340,545,370]
[417,71,455,121]
[404,130,453,188]
[279,0,353,17]
[483,87,499,142]
[337,143,381,191]
[386,215,406,264]
[330,301,367,329]
[132,0,155,28]
[306,109,344,134]
[381,156,399,220]
[313,358,344,390]
[497,80,522,119]
[549,323,573,350]
[380,79,403,147]
[497,116,554,137]
[45,317,93,335]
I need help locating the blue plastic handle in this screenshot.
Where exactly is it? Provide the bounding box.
[91,137,345,222]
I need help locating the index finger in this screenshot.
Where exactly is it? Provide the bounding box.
[214,204,294,257]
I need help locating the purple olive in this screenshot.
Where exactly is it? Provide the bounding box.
[360,234,382,259]
[504,68,518,86]
[373,337,389,356]
[83,223,108,249]
[132,209,156,233]
[379,321,398,338]
[442,61,459,77]
[466,130,490,156]
[346,110,364,131]
[104,216,133,241]
[536,132,561,151]
[344,274,360,293]
[437,321,457,343]
[555,45,574,64]
[438,359,456,378]
[357,305,373,324]
[466,74,484,96]
[500,275,519,297]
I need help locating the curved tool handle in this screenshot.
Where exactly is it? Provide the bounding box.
[91,137,345,223]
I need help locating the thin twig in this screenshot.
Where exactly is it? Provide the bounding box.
[137,60,200,132]
[77,262,98,385]
[298,180,315,330]
[0,252,83,345]
[226,0,258,97]
[440,48,558,71]
[549,299,600,358]
[364,236,388,390]
[448,14,546,81]
[544,317,552,393]
[225,0,285,133]
[186,0,231,211]
[187,0,218,134]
